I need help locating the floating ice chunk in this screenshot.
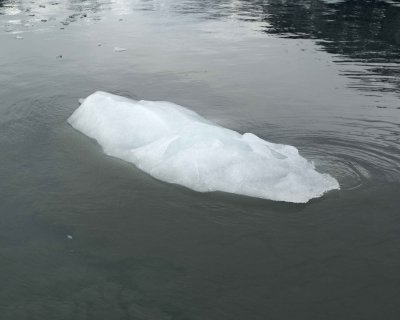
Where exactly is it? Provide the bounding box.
[68,92,340,203]
[113,47,126,52]
[15,36,24,39]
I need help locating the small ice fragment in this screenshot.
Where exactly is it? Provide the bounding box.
[113,47,126,52]
[78,98,85,104]
[15,36,24,40]
[67,235,73,240]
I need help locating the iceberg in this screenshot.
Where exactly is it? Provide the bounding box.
[68,91,339,203]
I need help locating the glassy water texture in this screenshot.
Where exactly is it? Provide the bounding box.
[0,1,400,319]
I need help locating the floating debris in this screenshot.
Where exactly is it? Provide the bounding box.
[56,54,63,59]
[114,47,126,52]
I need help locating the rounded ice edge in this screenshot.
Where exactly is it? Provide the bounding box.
[68,91,340,203]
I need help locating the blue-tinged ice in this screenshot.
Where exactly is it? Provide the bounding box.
[68,91,339,203]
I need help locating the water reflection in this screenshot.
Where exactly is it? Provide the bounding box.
[161,0,400,95]
[2,0,400,94]
[261,0,400,94]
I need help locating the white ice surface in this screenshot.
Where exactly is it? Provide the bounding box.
[68,91,339,203]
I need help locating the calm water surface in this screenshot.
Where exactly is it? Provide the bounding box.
[1,0,400,319]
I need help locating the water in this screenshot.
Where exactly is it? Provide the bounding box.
[0,0,399,319]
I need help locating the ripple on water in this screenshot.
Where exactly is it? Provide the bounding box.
[288,119,400,190]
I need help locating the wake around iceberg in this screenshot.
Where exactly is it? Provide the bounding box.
[68,91,339,203]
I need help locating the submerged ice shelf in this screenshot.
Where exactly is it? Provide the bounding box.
[68,92,339,203]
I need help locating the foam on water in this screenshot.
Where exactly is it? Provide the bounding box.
[68,91,339,203]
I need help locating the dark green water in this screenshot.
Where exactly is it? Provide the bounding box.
[1,0,400,319]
